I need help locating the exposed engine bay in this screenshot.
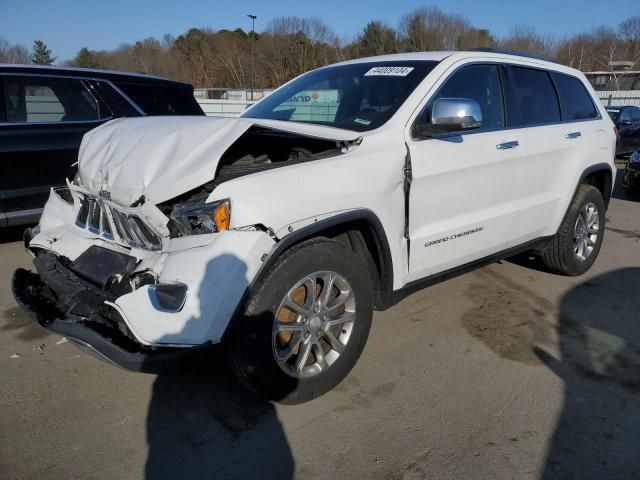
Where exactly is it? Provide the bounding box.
[216,126,357,184]
[157,126,361,238]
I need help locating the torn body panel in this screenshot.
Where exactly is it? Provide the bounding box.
[22,186,275,348]
[15,111,403,369]
[77,116,361,207]
[208,130,408,289]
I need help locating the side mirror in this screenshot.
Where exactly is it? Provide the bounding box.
[414,98,483,138]
[431,97,483,133]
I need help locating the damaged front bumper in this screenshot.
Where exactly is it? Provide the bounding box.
[12,186,276,372]
[12,265,205,373]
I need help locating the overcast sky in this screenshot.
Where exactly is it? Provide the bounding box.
[0,0,637,62]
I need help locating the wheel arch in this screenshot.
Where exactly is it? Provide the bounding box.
[578,163,613,209]
[222,209,394,341]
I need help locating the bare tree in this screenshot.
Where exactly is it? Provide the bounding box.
[619,16,640,65]
[399,7,472,51]
[0,36,30,64]
[57,11,640,89]
[499,25,557,58]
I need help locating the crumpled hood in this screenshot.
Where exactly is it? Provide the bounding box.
[77,115,360,206]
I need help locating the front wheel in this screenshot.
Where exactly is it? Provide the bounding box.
[227,238,373,404]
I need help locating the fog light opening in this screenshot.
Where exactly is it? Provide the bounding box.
[149,283,188,312]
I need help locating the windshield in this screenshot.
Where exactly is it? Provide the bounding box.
[243,61,439,132]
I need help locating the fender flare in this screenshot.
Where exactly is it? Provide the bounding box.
[221,209,394,340]
[575,162,614,208]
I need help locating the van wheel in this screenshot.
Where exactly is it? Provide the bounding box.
[227,237,373,404]
[541,184,605,276]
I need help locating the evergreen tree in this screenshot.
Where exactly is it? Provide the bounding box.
[31,40,56,65]
[71,47,101,68]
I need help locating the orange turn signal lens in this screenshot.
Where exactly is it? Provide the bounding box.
[213,200,231,232]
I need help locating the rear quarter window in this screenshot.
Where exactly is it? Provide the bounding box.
[552,73,598,121]
[115,82,204,116]
[508,66,561,127]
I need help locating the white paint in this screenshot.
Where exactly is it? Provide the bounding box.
[33,50,616,348]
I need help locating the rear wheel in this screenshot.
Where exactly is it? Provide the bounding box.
[227,238,373,404]
[541,184,605,276]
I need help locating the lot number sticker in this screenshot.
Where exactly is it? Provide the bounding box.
[365,66,414,77]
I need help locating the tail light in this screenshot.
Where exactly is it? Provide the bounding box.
[614,126,620,141]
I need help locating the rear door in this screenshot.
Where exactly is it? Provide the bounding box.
[0,74,112,225]
[502,66,598,241]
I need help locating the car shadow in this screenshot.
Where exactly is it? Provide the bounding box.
[535,267,640,479]
[144,253,295,480]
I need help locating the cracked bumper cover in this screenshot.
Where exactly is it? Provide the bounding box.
[11,268,205,373]
[13,188,276,370]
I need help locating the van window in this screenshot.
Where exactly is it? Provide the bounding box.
[509,67,561,126]
[3,76,105,123]
[551,73,598,120]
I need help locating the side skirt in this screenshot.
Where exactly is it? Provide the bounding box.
[378,235,554,310]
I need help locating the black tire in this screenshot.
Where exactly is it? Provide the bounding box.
[541,184,605,276]
[227,237,373,404]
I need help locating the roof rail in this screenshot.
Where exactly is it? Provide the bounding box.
[470,47,556,63]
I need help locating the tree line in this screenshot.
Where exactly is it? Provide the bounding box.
[1,9,639,89]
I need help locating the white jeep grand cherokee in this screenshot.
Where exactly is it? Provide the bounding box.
[13,51,616,403]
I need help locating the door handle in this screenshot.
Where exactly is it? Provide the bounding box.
[496,140,519,150]
[565,131,582,139]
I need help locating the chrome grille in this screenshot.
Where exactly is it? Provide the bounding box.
[75,194,161,251]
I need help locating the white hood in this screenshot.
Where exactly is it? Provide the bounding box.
[77,116,360,206]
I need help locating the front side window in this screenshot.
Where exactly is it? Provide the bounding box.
[509,67,561,126]
[244,61,439,132]
[3,75,105,123]
[552,73,598,121]
[425,64,505,131]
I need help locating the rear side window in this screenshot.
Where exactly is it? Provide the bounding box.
[552,73,598,121]
[509,67,560,126]
[3,75,107,123]
[630,107,640,122]
[115,82,203,116]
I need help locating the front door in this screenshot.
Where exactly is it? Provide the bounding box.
[406,63,521,282]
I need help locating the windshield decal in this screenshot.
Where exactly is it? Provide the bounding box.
[365,66,414,77]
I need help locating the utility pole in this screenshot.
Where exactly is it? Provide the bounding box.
[247,14,257,102]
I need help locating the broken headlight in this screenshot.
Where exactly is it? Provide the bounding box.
[169,199,231,236]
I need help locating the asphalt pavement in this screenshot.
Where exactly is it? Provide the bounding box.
[1,168,639,480]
